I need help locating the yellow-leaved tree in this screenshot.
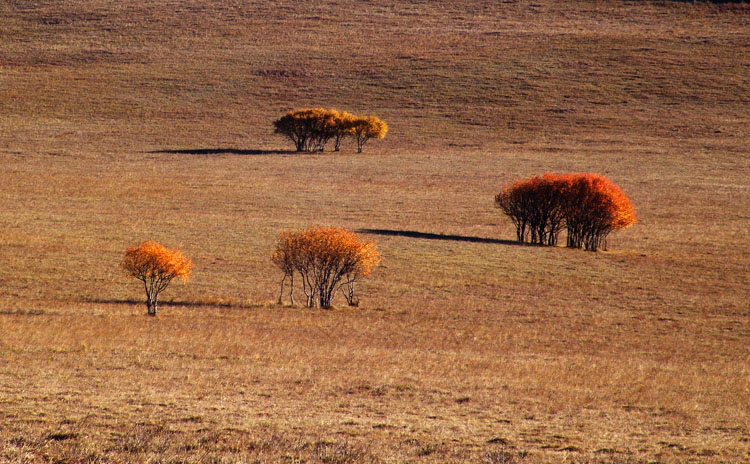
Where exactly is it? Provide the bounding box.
[349,115,388,153]
[273,109,386,153]
[331,110,355,152]
[122,240,193,315]
[272,226,380,308]
[272,108,328,152]
[273,108,342,152]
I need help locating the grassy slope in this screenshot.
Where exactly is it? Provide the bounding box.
[0,1,748,462]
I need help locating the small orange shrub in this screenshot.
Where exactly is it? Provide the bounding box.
[272,226,380,308]
[122,240,193,315]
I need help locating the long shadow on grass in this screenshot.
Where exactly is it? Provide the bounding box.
[83,298,262,310]
[357,228,524,246]
[149,148,295,156]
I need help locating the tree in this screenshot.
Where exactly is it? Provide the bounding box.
[349,115,388,153]
[122,240,193,315]
[495,173,636,251]
[495,174,565,246]
[339,239,380,306]
[556,173,637,251]
[271,231,299,306]
[273,108,333,152]
[273,109,387,153]
[310,108,338,152]
[272,226,381,308]
[331,110,355,152]
[273,109,308,152]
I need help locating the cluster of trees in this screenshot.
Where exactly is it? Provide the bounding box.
[272,226,381,309]
[120,175,636,315]
[273,108,388,153]
[495,173,636,251]
[121,228,381,315]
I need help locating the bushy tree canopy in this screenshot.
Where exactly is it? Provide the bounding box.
[122,240,193,315]
[496,173,636,251]
[273,108,387,153]
[272,226,380,308]
[350,115,388,153]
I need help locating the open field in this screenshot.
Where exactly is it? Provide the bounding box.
[1,0,749,462]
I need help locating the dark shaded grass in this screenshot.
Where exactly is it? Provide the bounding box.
[149,148,296,156]
[358,228,527,246]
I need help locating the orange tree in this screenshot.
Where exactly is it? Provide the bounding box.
[556,173,637,251]
[339,237,380,306]
[495,173,636,251]
[122,240,193,315]
[272,226,380,308]
[494,174,565,245]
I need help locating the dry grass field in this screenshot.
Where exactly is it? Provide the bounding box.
[1,0,749,462]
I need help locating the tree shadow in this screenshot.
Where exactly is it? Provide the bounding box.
[83,298,263,310]
[357,228,525,246]
[148,148,296,156]
[0,308,50,316]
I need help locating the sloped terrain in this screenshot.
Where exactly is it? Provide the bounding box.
[0,1,748,462]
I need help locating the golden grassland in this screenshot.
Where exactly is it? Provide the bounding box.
[1,0,748,462]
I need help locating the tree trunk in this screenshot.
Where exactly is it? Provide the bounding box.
[320,292,331,309]
[343,279,359,306]
[150,294,159,316]
[278,274,286,305]
[289,273,295,305]
[146,297,157,316]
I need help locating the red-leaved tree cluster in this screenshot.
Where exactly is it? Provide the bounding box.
[495,173,636,251]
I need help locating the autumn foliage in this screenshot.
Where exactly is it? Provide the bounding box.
[122,240,193,315]
[273,108,387,153]
[349,115,388,153]
[272,226,381,308]
[495,173,636,251]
